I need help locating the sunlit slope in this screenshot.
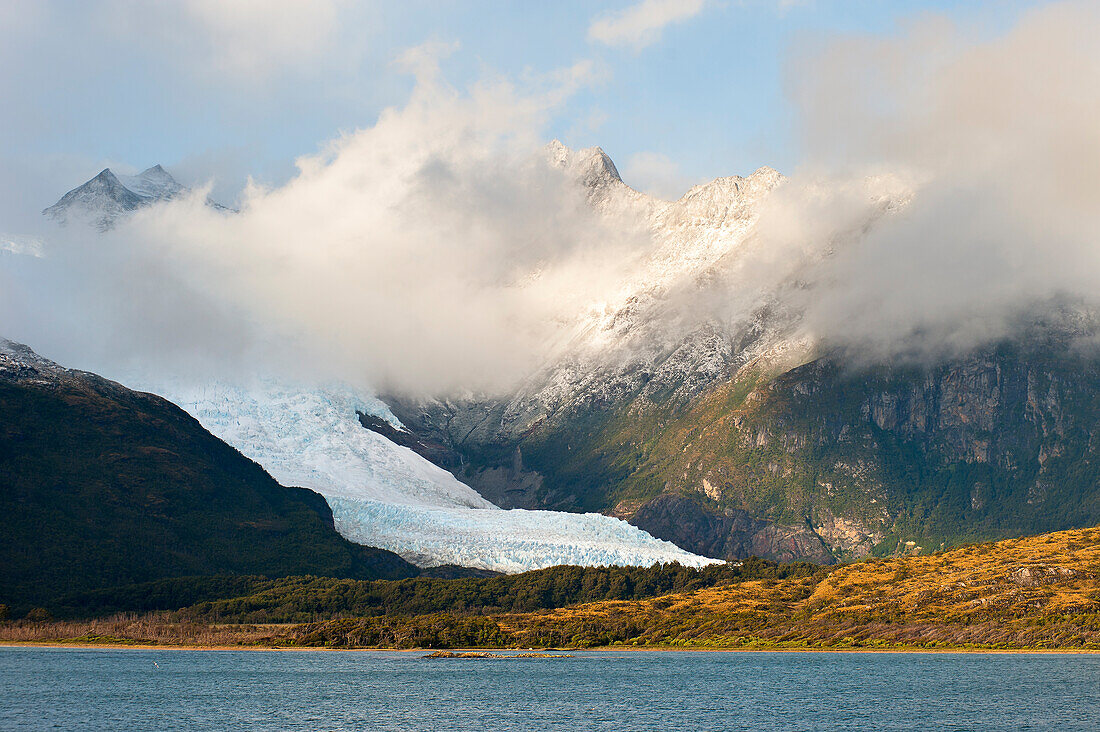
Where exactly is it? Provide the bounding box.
[289,525,1100,650]
[493,525,1100,649]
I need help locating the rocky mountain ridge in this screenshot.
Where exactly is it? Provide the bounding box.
[388,144,1100,565]
[35,143,1100,568]
[43,164,228,230]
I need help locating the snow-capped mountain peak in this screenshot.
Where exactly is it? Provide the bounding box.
[547,139,623,190]
[120,164,186,200]
[43,164,226,230]
[42,168,147,230]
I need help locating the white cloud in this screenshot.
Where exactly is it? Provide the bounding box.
[104,0,350,80]
[1,51,652,394]
[588,0,708,50]
[8,2,1100,400]
[751,1,1100,362]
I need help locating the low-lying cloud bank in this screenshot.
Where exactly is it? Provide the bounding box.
[3,3,1099,394]
[2,51,654,393]
[780,1,1100,362]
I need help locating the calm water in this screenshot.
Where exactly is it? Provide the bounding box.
[1,647,1097,731]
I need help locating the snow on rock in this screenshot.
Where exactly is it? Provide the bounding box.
[119,165,186,200]
[43,164,229,230]
[136,376,718,572]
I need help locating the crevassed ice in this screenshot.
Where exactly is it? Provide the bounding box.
[157,379,492,509]
[328,497,715,572]
[137,377,719,572]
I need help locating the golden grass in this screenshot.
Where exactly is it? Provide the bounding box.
[489,526,1100,649]
[5,526,1098,651]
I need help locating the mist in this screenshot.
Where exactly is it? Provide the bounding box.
[774,1,1100,362]
[0,53,655,394]
[3,3,1100,395]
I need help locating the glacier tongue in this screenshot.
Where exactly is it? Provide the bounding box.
[327,497,716,572]
[136,376,718,572]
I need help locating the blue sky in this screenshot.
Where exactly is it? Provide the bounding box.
[0,0,1049,219]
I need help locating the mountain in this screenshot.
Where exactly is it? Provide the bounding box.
[34,162,724,575]
[118,164,185,199]
[42,168,146,231]
[386,143,1100,564]
[0,340,418,608]
[38,144,1100,569]
[43,165,226,230]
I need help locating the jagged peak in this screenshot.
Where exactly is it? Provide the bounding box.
[546,140,622,188]
[749,165,784,186]
[136,164,174,181]
[120,164,184,199]
[678,165,785,203]
[90,168,123,185]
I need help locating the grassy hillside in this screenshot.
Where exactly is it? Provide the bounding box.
[7,525,1097,651]
[281,525,1100,650]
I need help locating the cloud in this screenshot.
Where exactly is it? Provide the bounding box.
[7,2,1100,400]
[102,0,350,81]
[589,0,708,50]
[0,51,652,394]
[393,39,460,81]
[744,1,1100,362]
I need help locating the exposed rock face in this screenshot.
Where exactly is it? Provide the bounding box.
[629,494,834,564]
[356,411,458,470]
[1010,565,1080,587]
[812,509,881,560]
[42,169,147,230]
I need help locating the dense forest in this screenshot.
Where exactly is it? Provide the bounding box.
[44,557,820,622]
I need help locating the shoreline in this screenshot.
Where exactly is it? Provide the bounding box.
[3,641,1096,655]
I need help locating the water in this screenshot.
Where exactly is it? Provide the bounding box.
[1,647,1097,731]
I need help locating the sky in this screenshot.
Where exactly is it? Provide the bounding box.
[0,0,1049,221]
[3,0,1097,396]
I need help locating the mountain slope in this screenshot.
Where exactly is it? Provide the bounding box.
[582,339,1100,561]
[34,161,724,575]
[42,169,146,230]
[0,341,417,607]
[43,165,226,230]
[387,144,1100,565]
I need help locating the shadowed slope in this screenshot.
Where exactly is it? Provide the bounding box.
[0,341,417,608]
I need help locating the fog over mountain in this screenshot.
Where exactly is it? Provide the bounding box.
[2,2,1099,397]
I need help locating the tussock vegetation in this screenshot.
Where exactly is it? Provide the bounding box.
[4,526,1097,651]
[277,526,1100,650]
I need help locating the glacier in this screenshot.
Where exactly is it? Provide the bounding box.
[138,377,719,572]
